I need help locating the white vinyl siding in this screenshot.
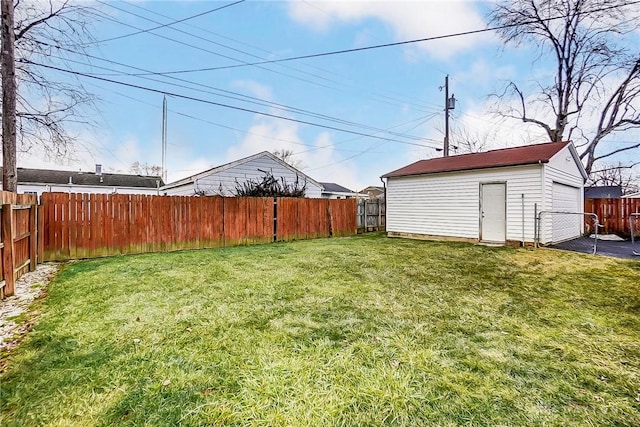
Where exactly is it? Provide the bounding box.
[543,145,585,212]
[164,155,323,198]
[537,145,586,244]
[17,183,161,197]
[386,165,543,243]
[551,182,582,242]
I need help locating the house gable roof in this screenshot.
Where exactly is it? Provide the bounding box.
[162,151,322,190]
[360,186,384,194]
[320,182,355,193]
[5,167,163,188]
[584,186,623,199]
[382,141,587,179]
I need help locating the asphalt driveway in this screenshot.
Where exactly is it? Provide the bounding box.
[551,237,639,260]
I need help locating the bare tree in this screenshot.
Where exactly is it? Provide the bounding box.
[273,148,305,170]
[587,162,639,193]
[489,0,640,175]
[130,161,163,177]
[2,0,18,191]
[450,126,498,154]
[3,0,100,161]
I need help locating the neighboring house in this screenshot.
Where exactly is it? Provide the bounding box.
[622,191,640,198]
[360,186,385,199]
[584,185,623,199]
[319,182,361,199]
[162,151,323,198]
[1,165,164,196]
[381,141,588,246]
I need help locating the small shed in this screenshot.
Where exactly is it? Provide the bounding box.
[381,141,588,245]
[162,151,323,198]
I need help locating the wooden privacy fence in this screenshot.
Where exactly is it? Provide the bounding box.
[39,193,357,261]
[0,191,38,299]
[357,198,385,232]
[585,198,640,236]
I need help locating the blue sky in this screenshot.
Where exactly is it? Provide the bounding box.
[19,0,640,191]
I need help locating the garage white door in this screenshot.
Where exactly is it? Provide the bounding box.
[552,182,581,242]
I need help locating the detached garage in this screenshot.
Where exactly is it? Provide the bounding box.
[381,141,588,246]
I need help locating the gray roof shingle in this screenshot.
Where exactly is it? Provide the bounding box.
[5,167,164,189]
[320,182,355,193]
[584,186,623,199]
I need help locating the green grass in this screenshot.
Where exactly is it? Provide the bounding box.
[1,234,639,426]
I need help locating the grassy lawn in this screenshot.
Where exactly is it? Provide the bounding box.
[1,234,639,426]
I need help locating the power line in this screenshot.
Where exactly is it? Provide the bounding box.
[92,0,345,93]
[90,0,246,45]
[124,0,640,76]
[306,112,443,172]
[84,80,388,154]
[294,113,439,157]
[32,48,435,143]
[123,0,440,112]
[33,62,439,149]
[90,0,440,114]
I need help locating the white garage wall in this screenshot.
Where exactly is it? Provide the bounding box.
[543,144,585,211]
[386,165,543,242]
[537,145,586,244]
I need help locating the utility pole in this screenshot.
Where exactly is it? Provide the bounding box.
[440,75,456,158]
[444,75,449,157]
[161,95,167,183]
[1,0,17,192]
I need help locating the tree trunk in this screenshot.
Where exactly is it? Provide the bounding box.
[1,0,17,192]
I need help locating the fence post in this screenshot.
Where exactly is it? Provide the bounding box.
[534,203,538,248]
[273,198,278,242]
[37,204,44,264]
[29,203,37,271]
[2,204,16,297]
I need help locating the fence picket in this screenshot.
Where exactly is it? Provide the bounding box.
[585,197,640,236]
[0,191,37,299]
[36,193,358,261]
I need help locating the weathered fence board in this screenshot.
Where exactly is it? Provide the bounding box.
[585,198,640,236]
[0,191,38,299]
[39,193,357,261]
[357,198,385,232]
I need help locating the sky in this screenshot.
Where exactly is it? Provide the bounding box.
[15,0,640,191]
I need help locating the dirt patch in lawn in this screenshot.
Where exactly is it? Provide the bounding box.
[0,264,59,362]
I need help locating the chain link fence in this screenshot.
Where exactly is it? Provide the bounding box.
[630,213,640,256]
[536,211,600,255]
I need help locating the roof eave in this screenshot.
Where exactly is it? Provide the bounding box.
[382,160,548,179]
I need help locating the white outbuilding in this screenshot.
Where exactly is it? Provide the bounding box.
[381,141,588,246]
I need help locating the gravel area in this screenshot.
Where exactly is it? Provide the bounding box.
[0,264,59,355]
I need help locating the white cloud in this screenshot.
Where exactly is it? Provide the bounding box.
[287,0,495,59]
[231,80,274,101]
[224,116,365,192]
[451,58,516,89]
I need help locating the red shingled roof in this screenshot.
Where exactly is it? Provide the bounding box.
[382,141,571,178]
